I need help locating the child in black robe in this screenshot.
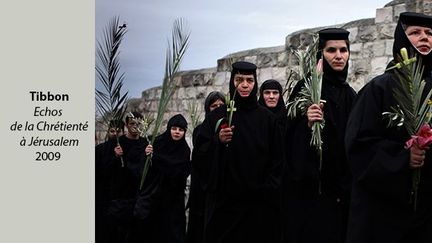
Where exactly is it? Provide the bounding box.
[127,114,191,243]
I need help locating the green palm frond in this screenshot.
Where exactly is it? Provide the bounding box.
[140,18,190,189]
[95,16,129,127]
[382,48,432,211]
[282,70,296,103]
[383,49,432,134]
[187,100,202,131]
[286,34,324,193]
[286,35,324,149]
[95,16,129,166]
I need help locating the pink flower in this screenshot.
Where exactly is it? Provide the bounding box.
[220,123,228,129]
[405,124,432,149]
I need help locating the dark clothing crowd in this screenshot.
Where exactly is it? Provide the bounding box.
[96,12,432,243]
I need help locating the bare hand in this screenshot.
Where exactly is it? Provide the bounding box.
[410,144,427,169]
[307,103,324,128]
[145,144,153,156]
[219,126,234,144]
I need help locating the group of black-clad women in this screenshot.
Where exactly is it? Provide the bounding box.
[96,12,432,243]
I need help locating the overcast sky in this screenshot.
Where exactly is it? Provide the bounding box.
[96,0,391,98]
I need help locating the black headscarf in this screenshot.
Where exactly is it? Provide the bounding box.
[318,28,350,86]
[258,79,287,117]
[229,61,258,110]
[392,12,432,76]
[204,91,225,115]
[153,114,190,177]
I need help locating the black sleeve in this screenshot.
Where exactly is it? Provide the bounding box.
[345,79,412,204]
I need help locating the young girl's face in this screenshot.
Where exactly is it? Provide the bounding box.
[170,126,185,141]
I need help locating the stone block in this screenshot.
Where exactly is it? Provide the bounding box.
[393,4,407,20]
[277,51,289,67]
[358,25,379,42]
[214,71,229,86]
[362,42,375,58]
[258,67,273,82]
[195,86,207,99]
[385,39,394,56]
[244,56,257,65]
[370,57,389,75]
[377,23,397,39]
[177,87,187,99]
[349,43,363,54]
[375,7,393,24]
[272,67,288,81]
[257,53,278,68]
[184,87,196,99]
[347,27,358,42]
[372,40,386,56]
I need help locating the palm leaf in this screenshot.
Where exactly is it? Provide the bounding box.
[140,18,190,189]
[95,16,129,125]
[382,48,432,211]
[95,16,129,166]
[286,34,324,193]
[187,100,202,131]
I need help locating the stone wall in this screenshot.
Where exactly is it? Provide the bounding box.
[115,0,430,140]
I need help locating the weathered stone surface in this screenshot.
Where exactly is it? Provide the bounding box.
[370,57,389,75]
[214,71,229,86]
[385,39,394,56]
[393,4,407,18]
[376,7,393,23]
[377,23,397,39]
[347,27,358,42]
[358,25,379,42]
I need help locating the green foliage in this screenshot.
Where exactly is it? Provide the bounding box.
[140,18,190,189]
[96,16,128,125]
[95,16,129,166]
[187,100,202,131]
[286,36,324,152]
[383,51,432,135]
[382,48,432,211]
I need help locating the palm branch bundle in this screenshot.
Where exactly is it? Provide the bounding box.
[382,47,432,210]
[187,100,202,132]
[139,18,190,189]
[286,35,325,177]
[96,16,129,166]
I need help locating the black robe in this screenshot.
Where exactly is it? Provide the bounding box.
[95,138,118,243]
[345,71,432,243]
[128,129,191,243]
[186,123,207,243]
[283,74,356,243]
[194,100,283,243]
[345,12,432,243]
[105,135,148,243]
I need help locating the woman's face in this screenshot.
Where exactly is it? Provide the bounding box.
[209,99,224,112]
[170,126,185,141]
[322,40,349,71]
[406,25,432,55]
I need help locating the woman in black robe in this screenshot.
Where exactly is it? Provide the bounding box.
[127,114,191,243]
[193,61,283,243]
[283,28,356,243]
[345,12,432,243]
[187,91,225,243]
[258,79,288,131]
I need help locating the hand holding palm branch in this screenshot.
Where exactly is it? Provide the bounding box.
[96,16,129,167]
[382,47,432,210]
[139,18,190,190]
